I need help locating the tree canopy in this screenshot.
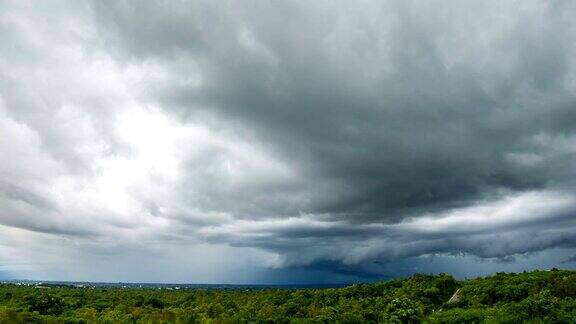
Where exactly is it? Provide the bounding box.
[0,269,575,323]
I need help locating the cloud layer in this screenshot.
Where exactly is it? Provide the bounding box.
[1,0,576,282]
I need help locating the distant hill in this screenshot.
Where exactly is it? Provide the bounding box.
[1,269,575,323]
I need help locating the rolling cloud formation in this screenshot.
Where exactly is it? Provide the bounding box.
[1,0,576,282]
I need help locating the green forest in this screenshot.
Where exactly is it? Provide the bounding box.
[1,269,575,323]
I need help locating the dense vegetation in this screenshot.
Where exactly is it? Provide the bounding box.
[1,269,575,323]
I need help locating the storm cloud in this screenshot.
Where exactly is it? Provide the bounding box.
[1,0,576,282]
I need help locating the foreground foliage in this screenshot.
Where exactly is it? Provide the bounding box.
[0,269,575,323]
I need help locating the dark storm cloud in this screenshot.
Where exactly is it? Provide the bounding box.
[91,0,576,215]
[564,256,576,264]
[1,0,576,280]
[84,0,576,273]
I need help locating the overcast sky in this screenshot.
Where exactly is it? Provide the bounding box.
[1,0,576,284]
